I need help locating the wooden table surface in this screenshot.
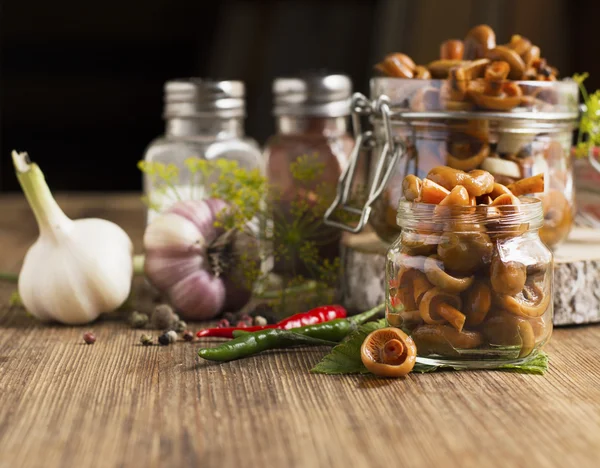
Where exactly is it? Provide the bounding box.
[1,194,600,468]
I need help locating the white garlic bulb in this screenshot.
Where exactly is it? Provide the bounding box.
[13,151,133,324]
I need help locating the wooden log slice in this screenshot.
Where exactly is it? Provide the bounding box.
[341,227,600,326]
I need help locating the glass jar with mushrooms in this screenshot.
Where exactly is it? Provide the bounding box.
[324,25,578,250]
[385,166,553,367]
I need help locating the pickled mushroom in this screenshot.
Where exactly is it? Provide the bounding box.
[424,255,474,292]
[462,280,492,326]
[437,232,493,275]
[464,25,496,60]
[419,286,462,325]
[361,328,417,377]
[412,324,483,356]
[484,46,525,79]
[495,282,550,318]
[490,254,527,296]
[447,143,490,171]
[507,173,545,196]
[427,166,494,196]
[482,312,543,357]
[416,178,450,204]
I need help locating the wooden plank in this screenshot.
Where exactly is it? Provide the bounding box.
[1,194,600,468]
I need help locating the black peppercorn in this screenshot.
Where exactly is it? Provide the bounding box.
[182,330,194,342]
[222,312,236,324]
[158,332,171,346]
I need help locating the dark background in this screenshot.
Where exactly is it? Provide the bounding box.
[1,0,598,192]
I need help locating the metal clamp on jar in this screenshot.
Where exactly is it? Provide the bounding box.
[324,78,579,249]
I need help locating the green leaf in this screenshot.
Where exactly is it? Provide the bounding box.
[497,351,549,375]
[310,319,387,374]
[411,351,549,375]
[311,318,550,376]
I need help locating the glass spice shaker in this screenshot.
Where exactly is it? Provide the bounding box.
[263,74,355,276]
[142,79,263,223]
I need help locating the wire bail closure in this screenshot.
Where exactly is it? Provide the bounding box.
[323,92,404,233]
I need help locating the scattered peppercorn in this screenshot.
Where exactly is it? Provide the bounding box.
[129,311,149,329]
[151,304,175,329]
[166,330,178,344]
[239,314,253,325]
[83,332,96,345]
[235,321,249,328]
[158,332,171,346]
[140,334,153,346]
[183,330,195,342]
[222,312,236,324]
[253,315,268,326]
[217,318,230,328]
[174,320,187,333]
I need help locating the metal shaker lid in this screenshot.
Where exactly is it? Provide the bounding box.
[273,74,352,117]
[163,79,245,119]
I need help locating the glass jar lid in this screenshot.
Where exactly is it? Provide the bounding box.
[164,79,245,119]
[273,74,352,117]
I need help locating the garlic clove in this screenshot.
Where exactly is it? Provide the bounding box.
[143,213,206,254]
[168,199,228,242]
[169,270,226,320]
[144,253,204,291]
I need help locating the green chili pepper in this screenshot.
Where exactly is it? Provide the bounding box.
[198,304,384,362]
[197,330,337,362]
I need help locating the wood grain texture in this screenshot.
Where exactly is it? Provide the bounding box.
[1,194,600,468]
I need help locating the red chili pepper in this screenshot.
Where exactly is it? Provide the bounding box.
[196,305,347,338]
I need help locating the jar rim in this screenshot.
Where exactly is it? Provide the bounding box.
[396,196,544,232]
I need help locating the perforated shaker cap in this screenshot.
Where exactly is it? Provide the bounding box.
[273,74,352,117]
[163,79,245,119]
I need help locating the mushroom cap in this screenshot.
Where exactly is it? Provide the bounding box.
[437,231,493,275]
[485,46,526,79]
[361,328,417,377]
[464,25,496,60]
[427,59,467,78]
[376,53,416,78]
[490,254,527,296]
[440,39,465,60]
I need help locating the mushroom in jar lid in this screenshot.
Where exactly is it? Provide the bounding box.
[361,328,417,377]
[463,25,496,60]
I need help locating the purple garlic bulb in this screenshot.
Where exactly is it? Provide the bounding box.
[143,199,255,320]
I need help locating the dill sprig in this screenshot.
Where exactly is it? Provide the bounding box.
[139,155,343,313]
[573,72,600,158]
